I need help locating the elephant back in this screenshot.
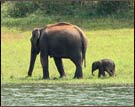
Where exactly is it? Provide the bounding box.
[44,22,87,67]
[46,22,72,28]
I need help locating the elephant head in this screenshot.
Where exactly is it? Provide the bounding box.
[92,59,115,77]
[31,28,41,53]
[92,61,100,76]
[27,28,41,76]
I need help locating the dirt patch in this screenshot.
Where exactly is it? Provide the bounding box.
[1,32,24,42]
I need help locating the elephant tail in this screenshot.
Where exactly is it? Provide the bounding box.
[74,25,87,68]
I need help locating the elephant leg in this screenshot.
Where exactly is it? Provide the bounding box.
[98,69,105,78]
[98,64,105,77]
[74,63,82,79]
[107,69,115,77]
[106,70,113,76]
[53,57,66,78]
[98,70,101,78]
[40,52,49,79]
[101,71,106,77]
[71,55,83,79]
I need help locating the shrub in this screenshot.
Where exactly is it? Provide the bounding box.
[1,1,38,18]
[1,0,134,18]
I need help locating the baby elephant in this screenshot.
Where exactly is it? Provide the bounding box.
[92,59,115,78]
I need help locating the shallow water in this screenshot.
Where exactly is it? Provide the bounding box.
[1,84,134,106]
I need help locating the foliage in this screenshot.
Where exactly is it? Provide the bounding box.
[1,27,134,84]
[1,15,134,32]
[1,0,134,18]
[1,1,38,17]
[96,1,133,17]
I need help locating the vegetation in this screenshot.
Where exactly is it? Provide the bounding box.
[1,1,134,85]
[1,27,134,85]
[2,0,133,18]
[1,0,134,31]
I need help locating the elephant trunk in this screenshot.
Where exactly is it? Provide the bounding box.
[28,49,37,76]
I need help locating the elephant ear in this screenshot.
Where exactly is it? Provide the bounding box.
[96,61,101,67]
[97,61,104,71]
[31,28,41,47]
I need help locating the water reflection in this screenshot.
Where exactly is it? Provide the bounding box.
[1,84,134,106]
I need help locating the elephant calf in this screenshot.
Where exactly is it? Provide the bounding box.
[92,59,115,78]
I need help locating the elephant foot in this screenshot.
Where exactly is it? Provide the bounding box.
[77,77,83,79]
[98,75,106,78]
[74,73,83,79]
[73,76,83,79]
[42,76,50,80]
[28,73,32,76]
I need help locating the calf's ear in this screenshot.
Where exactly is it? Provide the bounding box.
[96,61,101,67]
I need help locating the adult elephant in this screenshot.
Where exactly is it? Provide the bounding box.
[27,22,87,79]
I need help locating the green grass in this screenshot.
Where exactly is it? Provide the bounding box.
[1,15,133,31]
[1,25,134,85]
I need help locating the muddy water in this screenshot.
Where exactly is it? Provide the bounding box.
[1,84,134,106]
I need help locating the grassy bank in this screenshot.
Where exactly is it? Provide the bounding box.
[1,15,133,31]
[1,22,134,84]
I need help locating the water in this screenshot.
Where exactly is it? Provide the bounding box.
[1,84,134,106]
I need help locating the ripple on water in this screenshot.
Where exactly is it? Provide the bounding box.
[1,84,134,106]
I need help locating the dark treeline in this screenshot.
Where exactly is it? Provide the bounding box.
[2,0,134,19]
